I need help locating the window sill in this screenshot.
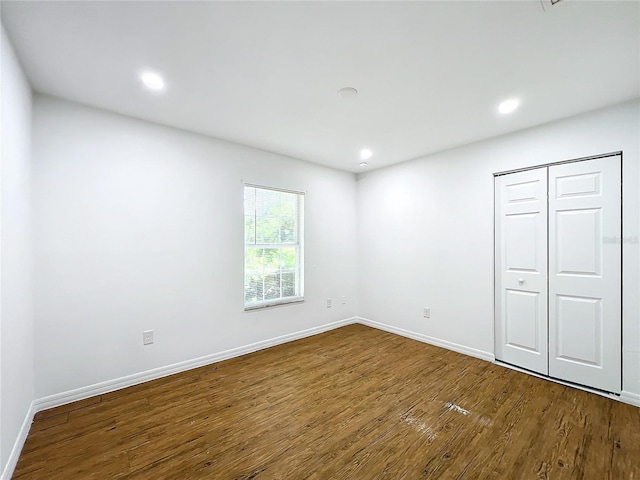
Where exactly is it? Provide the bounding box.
[244,297,304,311]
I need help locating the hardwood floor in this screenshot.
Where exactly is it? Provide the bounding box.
[13,324,640,479]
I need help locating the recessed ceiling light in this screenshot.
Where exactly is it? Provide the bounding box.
[337,87,358,99]
[498,98,520,114]
[140,71,165,91]
[360,148,373,160]
[360,162,368,168]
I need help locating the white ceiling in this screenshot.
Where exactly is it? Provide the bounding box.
[2,1,639,172]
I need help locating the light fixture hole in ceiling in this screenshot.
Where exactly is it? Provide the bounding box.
[337,87,358,99]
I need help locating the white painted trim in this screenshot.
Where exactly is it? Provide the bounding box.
[33,317,358,412]
[620,391,640,407]
[357,317,495,362]
[0,401,35,480]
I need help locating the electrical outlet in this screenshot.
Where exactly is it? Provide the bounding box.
[327,298,332,308]
[423,308,431,319]
[143,330,154,345]
[342,296,346,305]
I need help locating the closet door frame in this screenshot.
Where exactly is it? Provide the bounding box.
[493,151,623,393]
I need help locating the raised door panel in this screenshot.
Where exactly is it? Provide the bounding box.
[505,289,542,353]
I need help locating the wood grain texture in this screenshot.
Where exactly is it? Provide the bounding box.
[13,324,640,479]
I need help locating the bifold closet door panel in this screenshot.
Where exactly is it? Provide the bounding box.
[548,156,622,393]
[495,168,548,375]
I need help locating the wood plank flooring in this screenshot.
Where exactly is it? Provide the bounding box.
[13,324,640,479]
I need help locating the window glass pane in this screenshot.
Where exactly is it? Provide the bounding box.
[244,247,263,277]
[278,246,296,269]
[261,247,281,272]
[280,194,298,243]
[244,275,260,304]
[254,188,298,244]
[257,216,281,244]
[255,189,278,243]
[263,273,281,300]
[281,271,296,297]
[281,215,296,243]
[244,246,297,303]
[244,215,255,244]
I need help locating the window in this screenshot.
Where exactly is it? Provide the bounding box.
[244,185,304,309]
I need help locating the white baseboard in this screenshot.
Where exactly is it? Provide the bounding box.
[0,401,35,480]
[620,391,640,407]
[357,316,495,362]
[34,317,358,412]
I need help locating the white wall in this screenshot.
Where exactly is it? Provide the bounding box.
[32,95,358,398]
[357,100,640,396]
[0,25,34,472]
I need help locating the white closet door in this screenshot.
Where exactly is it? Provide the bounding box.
[548,156,621,393]
[495,168,548,375]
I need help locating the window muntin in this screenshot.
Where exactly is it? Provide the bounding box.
[244,185,304,309]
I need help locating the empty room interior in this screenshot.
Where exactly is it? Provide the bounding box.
[1,1,640,478]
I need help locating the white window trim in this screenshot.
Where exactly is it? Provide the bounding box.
[243,183,305,310]
[244,296,304,311]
